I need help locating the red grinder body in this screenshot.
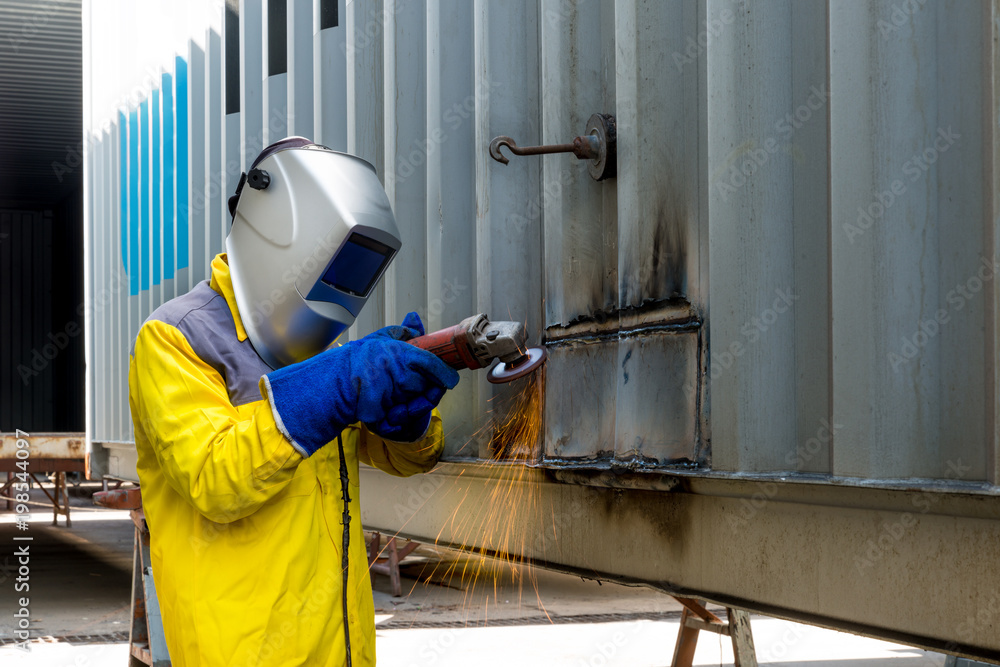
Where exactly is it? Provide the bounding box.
[406,313,547,383]
[406,321,485,370]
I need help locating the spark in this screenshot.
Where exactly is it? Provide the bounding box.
[383,366,554,629]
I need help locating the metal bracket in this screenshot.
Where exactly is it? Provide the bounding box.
[489,113,617,181]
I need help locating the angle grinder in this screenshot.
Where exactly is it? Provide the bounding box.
[407,313,547,383]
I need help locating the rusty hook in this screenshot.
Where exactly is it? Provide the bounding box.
[489,135,598,166]
[488,114,617,181]
[489,136,519,165]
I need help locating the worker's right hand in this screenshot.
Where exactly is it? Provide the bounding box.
[259,327,459,457]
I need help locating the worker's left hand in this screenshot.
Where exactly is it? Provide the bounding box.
[364,312,445,442]
[367,311,425,343]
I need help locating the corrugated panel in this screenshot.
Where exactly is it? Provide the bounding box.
[1,205,84,433]
[0,0,82,204]
[84,0,1000,487]
[0,0,85,434]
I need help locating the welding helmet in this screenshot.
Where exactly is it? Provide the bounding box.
[226,137,401,369]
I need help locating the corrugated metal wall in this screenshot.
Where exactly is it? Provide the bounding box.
[1,194,85,433]
[85,0,999,489]
[0,0,85,435]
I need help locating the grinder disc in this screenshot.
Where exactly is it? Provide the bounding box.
[487,347,548,384]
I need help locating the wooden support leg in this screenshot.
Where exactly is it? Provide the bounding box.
[367,533,421,597]
[134,511,170,666]
[51,472,61,526]
[61,472,71,528]
[128,523,150,666]
[368,532,381,587]
[728,607,757,667]
[387,538,401,597]
[670,598,757,667]
[94,488,170,666]
[3,473,13,511]
[671,608,701,667]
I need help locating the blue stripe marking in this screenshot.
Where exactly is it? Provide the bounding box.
[152,90,161,286]
[119,112,127,276]
[140,99,150,292]
[162,73,174,279]
[128,109,140,296]
[176,56,189,271]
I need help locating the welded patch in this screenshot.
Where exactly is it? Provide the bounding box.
[542,327,700,468]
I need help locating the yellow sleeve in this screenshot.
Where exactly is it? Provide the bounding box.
[129,320,304,523]
[356,409,445,477]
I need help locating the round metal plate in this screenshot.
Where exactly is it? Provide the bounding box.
[487,347,548,384]
[586,113,617,181]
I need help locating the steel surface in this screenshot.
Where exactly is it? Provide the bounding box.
[360,462,1000,661]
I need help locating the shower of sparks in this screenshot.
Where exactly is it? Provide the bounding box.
[383,367,561,627]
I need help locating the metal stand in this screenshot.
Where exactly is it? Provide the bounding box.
[367,531,419,597]
[0,471,75,524]
[671,597,757,667]
[94,488,171,666]
[2,472,14,510]
[43,472,71,526]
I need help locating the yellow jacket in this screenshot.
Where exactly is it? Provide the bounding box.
[129,254,443,666]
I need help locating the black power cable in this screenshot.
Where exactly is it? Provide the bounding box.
[336,433,353,667]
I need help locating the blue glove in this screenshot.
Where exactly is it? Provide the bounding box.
[362,313,444,441]
[260,312,459,457]
[369,311,425,342]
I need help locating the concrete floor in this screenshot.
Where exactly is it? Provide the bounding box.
[0,481,967,666]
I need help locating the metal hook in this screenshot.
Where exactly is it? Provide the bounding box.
[489,135,596,166]
[487,114,617,181]
[488,136,517,165]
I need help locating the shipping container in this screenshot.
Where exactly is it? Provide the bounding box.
[83,0,1000,660]
[0,0,85,436]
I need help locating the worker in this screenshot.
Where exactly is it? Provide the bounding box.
[128,136,459,666]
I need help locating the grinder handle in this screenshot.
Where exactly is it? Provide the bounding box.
[407,324,485,371]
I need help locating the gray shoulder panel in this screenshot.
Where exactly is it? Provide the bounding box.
[143,281,272,406]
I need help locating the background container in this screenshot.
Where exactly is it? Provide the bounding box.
[83,0,1000,659]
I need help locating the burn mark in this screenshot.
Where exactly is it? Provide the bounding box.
[558,296,696,331]
[621,173,689,308]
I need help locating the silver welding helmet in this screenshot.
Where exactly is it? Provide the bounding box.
[226,137,401,369]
